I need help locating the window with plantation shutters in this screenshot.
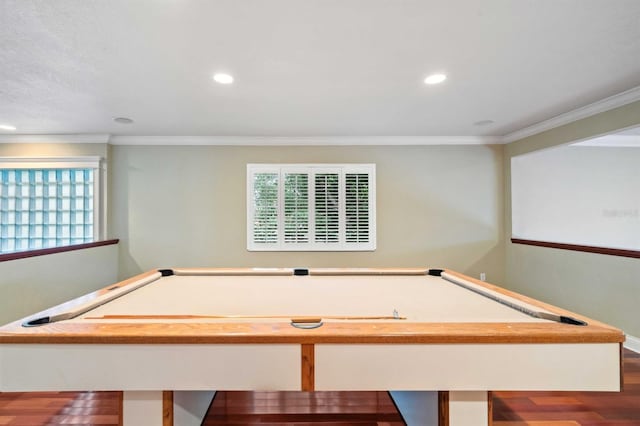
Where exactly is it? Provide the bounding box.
[247,164,375,251]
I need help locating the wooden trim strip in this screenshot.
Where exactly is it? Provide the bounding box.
[0,322,623,344]
[488,391,493,426]
[438,391,449,426]
[162,391,173,426]
[301,344,315,391]
[118,391,123,426]
[511,238,640,259]
[0,239,119,263]
[621,343,625,392]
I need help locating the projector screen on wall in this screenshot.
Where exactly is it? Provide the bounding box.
[511,143,639,251]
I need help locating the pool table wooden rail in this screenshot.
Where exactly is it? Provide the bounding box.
[0,268,624,345]
[0,267,625,426]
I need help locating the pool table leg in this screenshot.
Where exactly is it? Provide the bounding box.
[447,390,491,426]
[121,390,215,426]
[122,391,166,426]
[173,390,217,425]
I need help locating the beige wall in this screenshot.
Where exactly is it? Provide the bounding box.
[0,244,119,325]
[504,100,640,338]
[110,144,505,282]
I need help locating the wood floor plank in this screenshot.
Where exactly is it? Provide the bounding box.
[529,397,583,405]
[203,390,404,424]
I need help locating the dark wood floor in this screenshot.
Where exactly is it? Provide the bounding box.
[0,390,120,425]
[0,349,638,425]
[204,391,404,425]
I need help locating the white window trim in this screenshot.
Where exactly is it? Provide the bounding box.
[0,156,106,243]
[247,163,376,252]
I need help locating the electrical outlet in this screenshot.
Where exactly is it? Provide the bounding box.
[480,272,486,281]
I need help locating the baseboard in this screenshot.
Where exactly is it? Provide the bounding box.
[624,334,640,353]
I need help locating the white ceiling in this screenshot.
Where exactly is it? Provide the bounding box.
[1,0,640,143]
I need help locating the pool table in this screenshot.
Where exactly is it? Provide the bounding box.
[0,268,624,426]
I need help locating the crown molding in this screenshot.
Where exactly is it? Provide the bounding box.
[1,86,639,146]
[502,85,640,143]
[108,135,502,146]
[0,134,110,144]
[572,134,640,147]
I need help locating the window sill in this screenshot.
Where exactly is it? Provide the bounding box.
[0,239,119,263]
[511,238,640,259]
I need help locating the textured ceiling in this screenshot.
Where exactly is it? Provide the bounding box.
[1,0,640,140]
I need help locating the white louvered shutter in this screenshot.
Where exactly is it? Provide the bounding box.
[248,164,375,251]
[250,171,279,247]
[314,173,340,244]
[283,173,309,243]
[345,173,370,243]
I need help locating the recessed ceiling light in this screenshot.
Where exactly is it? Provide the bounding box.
[213,73,234,84]
[424,73,447,85]
[474,119,495,126]
[114,117,134,124]
[0,124,17,131]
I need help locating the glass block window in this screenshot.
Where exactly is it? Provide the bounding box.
[247,164,376,251]
[0,158,102,254]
